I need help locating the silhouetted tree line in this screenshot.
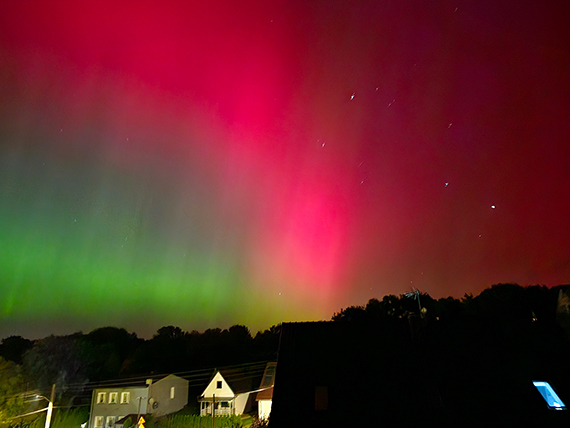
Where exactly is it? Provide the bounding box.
[0,324,280,409]
[331,283,570,426]
[3,283,570,420]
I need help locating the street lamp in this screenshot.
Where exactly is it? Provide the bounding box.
[10,385,55,424]
[34,385,55,428]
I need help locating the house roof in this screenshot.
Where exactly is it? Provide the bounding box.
[201,366,265,397]
[255,386,273,401]
[95,374,186,391]
[220,370,258,394]
[270,321,570,428]
[255,362,276,401]
[115,415,147,426]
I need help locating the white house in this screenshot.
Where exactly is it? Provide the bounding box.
[88,374,188,428]
[255,362,276,420]
[198,370,256,417]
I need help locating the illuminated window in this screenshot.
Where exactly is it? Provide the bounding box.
[106,416,116,428]
[217,381,222,389]
[120,392,130,404]
[170,387,175,399]
[109,393,118,404]
[97,393,106,404]
[94,417,103,428]
[533,381,567,410]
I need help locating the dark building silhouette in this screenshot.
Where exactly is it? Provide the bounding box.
[269,321,570,428]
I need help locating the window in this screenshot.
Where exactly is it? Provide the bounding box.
[533,381,567,410]
[120,392,130,404]
[106,417,116,428]
[170,387,175,399]
[220,401,229,408]
[216,381,222,389]
[97,393,106,404]
[94,417,103,428]
[315,386,328,411]
[109,393,118,404]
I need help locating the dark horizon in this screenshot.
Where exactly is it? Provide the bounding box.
[1,282,568,342]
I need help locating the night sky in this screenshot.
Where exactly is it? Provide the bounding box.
[1,0,569,339]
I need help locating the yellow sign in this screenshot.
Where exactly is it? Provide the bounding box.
[138,417,145,425]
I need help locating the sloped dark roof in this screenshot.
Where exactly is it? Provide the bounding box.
[269,321,570,428]
[256,362,276,401]
[256,386,273,401]
[206,366,264,395]
[115,414,147,426]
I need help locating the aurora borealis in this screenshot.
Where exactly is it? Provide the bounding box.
[1,0,569,339]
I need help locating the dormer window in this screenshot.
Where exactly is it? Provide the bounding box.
[217,381,222,389]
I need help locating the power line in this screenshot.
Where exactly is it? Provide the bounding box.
[57,360,271,391]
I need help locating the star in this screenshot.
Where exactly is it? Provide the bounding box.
[350,93,355,100]
[491,205,496,209]
[445,182,449,187]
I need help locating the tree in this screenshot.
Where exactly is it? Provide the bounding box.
[0,357,25,427]
[0,337,33,365]
[22,334,94,395]
[331,305,366,322]
[154,326,185,340]
[84,327,141,380]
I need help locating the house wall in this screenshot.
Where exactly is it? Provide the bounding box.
[234,392,250,415]
[258,400,272,420]
[89,387,148,428]
[150,375,189,417]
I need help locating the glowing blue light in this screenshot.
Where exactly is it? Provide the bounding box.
[533,381,566,410]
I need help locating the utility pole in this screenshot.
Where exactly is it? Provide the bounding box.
[146,379,153,414]
[44,384,55,428]
[212,394,215,428]
[136,396,142,426]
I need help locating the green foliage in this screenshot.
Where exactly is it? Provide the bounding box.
[51,408,88,428]
[0,357,25,428]
[159,414,244,428]
[27,408,88,428]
